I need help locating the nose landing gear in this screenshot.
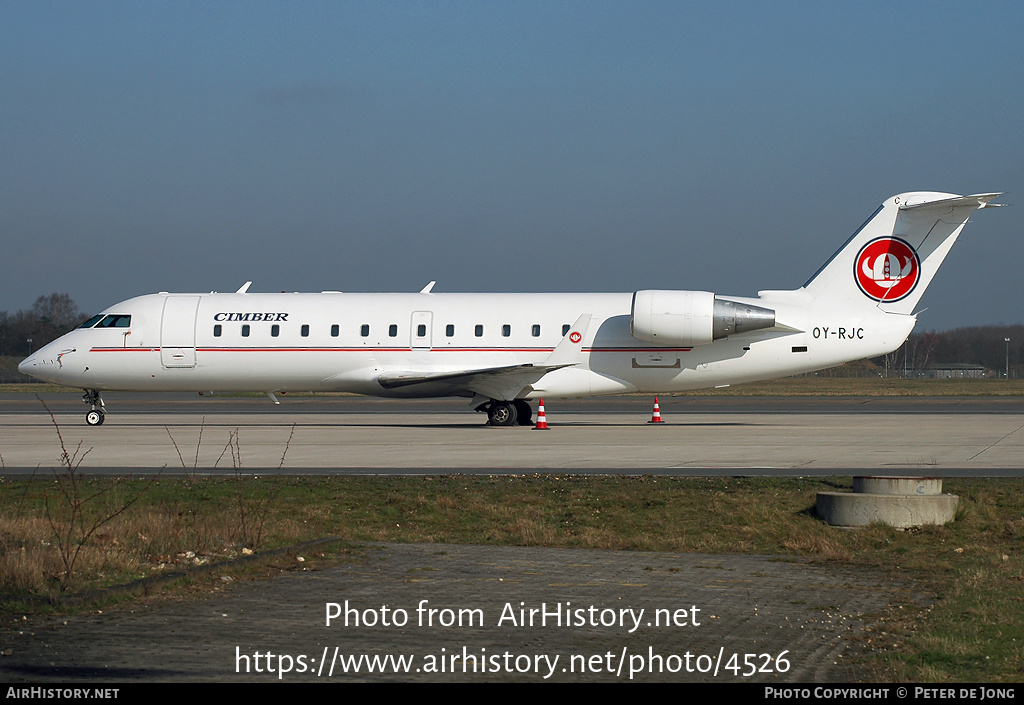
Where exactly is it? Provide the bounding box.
[83,390,105,426]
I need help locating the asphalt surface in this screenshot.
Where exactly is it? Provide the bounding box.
[1,392,1021,476]
[0,543,910,683]
[3,390,1024,415]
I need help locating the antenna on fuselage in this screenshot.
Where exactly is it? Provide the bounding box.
[419,281,436,294]
[236,281,252,294]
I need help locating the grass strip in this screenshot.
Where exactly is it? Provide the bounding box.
[1,474,1022,681]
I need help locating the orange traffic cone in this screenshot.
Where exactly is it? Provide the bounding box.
[648,396,664,423]
[534,398,548,430]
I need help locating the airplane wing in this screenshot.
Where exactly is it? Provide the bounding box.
[377,314,592,400]
[377,362,576,398]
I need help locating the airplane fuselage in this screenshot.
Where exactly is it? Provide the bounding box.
[19,191,1000,425]
[21,289,911,399]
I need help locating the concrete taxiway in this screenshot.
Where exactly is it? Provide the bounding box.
[1,393,1021,476]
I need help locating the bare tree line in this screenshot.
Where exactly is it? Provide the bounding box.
[0,294,83,358]
[896,324,1023,377]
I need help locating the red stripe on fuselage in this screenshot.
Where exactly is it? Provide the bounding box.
[89,346,692,353]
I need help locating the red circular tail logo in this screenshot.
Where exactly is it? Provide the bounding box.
[569,331,582,343]
[854,237,920,302]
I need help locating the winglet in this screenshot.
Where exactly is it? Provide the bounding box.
[545,314,592,366]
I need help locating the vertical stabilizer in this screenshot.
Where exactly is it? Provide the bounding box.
[802,192,1001,314]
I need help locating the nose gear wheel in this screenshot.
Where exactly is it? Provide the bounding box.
[82,390,106,426]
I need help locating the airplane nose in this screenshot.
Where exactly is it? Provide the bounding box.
[17,353,37,375]
[18,347,60,382]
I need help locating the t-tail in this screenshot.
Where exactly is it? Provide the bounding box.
[801,192,1003,314]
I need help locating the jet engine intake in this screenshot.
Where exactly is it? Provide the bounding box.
[630,290,776,346]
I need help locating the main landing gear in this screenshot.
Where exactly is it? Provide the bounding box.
[479,399,534,427]
[83,389,105,426]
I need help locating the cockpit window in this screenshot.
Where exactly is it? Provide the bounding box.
[94,314,132,328]
[78,315,105,329]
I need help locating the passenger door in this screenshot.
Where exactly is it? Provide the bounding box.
[160,296,200,368]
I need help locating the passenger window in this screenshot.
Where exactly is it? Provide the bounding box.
[241,325,250,337]
[361,324,370,337]
[417,324,426,337]
[446,324,454,337]
[532,324,541,337]
[389,324,398,337]
[562,324,571,335]
[475,325,483,337]
[214,324,222,337]
[502,324,511,337]
[331,324,339,337]
[271,324,280,337]
[301,324,309,337]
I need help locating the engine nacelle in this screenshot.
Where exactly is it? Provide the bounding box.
[630,290,776,346]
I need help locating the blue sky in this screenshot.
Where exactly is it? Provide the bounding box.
[2,1,1021,330]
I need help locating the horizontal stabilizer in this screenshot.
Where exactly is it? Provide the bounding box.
[899,193,1003,211]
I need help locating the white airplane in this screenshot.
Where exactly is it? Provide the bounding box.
[19,191,1002,426]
